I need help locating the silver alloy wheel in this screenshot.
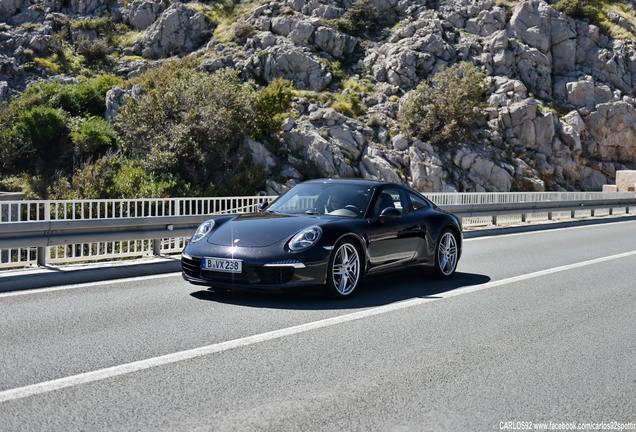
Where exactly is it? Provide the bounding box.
[331,243,360,295]
[437,231,458,276]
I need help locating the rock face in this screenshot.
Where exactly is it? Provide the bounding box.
[133,3,210,59]
[2,0,636,193]
[68,0,110,15]
[260,44,333,91]
[0,0,24,22]
[128,1,161,31]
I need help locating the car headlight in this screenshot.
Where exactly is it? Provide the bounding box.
[190,220,215,243]
[289,226,322,251]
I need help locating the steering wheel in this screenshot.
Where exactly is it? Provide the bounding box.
[344,205,361,215]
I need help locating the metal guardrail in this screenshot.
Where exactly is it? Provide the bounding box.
[1,193,635,269]
[0,196,272,268]
[446,198,636,228]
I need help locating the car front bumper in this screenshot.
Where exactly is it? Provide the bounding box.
[181,244,332,291]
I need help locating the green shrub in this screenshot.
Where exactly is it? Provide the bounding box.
[232,21,256,43]
[71,16,119,43]
[71,116,118,160]
[49,154,191,199]
[255,77,294,138]
[398,62,488,146]
[0,75,122,197]
[75,37,110,65]
[0,106,72,195]
[20,74,122,117]
[117,61,271,195]
[331,93,365,118]
[552,0,602,22]
[329,0,380,37]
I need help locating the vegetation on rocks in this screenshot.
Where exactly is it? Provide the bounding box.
[398,62,488,146]
[2,0,636,197]
[116,61,289,197]
[0,75,122,196]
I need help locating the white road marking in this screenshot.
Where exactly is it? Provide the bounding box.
[1,249,635,404]
[0,272,181,298]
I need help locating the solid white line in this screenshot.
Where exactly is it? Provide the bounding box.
[1,248,635,404]
[0,272,182,298]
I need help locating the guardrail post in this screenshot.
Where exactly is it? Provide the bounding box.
[492,215,498,226]
[548,212,553,220]
[37,246,48,266]
[522,213,527,223]
[153,238,161,256]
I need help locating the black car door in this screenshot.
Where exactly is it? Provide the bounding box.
[366,187,423,271]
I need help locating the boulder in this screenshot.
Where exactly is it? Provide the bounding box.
[68,0,109,15]
[136,3,210,59]
[311,26,357,59]
[283,129,337,174]
[244,137,278,170]
[261,44,332,91]
[0,81,11,105]
[0,0,23,21]
[509,0,551,53]
[328,125,362,159]
[129,1,161,31]
[105,85,143,123]
[361,146,403,184]
[579,166,607,191]
[567,77,595,107]
[584,102,636,164]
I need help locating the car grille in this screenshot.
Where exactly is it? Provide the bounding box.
[182,256,294,285]
[256,267,295,284]
[182,255,201,279]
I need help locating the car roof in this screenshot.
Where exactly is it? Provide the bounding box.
[302,178,393,188]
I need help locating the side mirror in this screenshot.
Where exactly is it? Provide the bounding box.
[257,201,269,212]
[378,207,401,222]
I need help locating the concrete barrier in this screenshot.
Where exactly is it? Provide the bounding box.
[616,170,636,192]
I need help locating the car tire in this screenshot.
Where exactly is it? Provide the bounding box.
[326,240,362,299]
[433,229,459,279]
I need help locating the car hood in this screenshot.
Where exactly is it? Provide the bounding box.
[206,213,325,247]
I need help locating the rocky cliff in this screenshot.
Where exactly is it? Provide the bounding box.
[2,0,636,194]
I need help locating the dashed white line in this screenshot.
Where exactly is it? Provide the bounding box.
[1,249,635,404]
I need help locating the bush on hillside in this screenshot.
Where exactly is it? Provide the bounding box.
[0,74,123,197]
[19,74,122,117]
[552,0,602,23]
[71,116,118,161]
[48,154,193,199]
[116,61,290,196]
[398,62,488,146]
[254,77,295,138]
[330,0,380,37]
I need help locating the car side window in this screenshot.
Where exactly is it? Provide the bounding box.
[404,192,430,214]
[370,187,407,217]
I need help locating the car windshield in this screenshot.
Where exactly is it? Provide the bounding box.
[267,183,373,218]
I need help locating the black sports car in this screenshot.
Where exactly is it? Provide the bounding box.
[181,179,462,298]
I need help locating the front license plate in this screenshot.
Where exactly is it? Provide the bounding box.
[202,258,242,273]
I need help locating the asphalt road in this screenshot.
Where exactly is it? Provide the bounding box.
[1,220,636,431]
